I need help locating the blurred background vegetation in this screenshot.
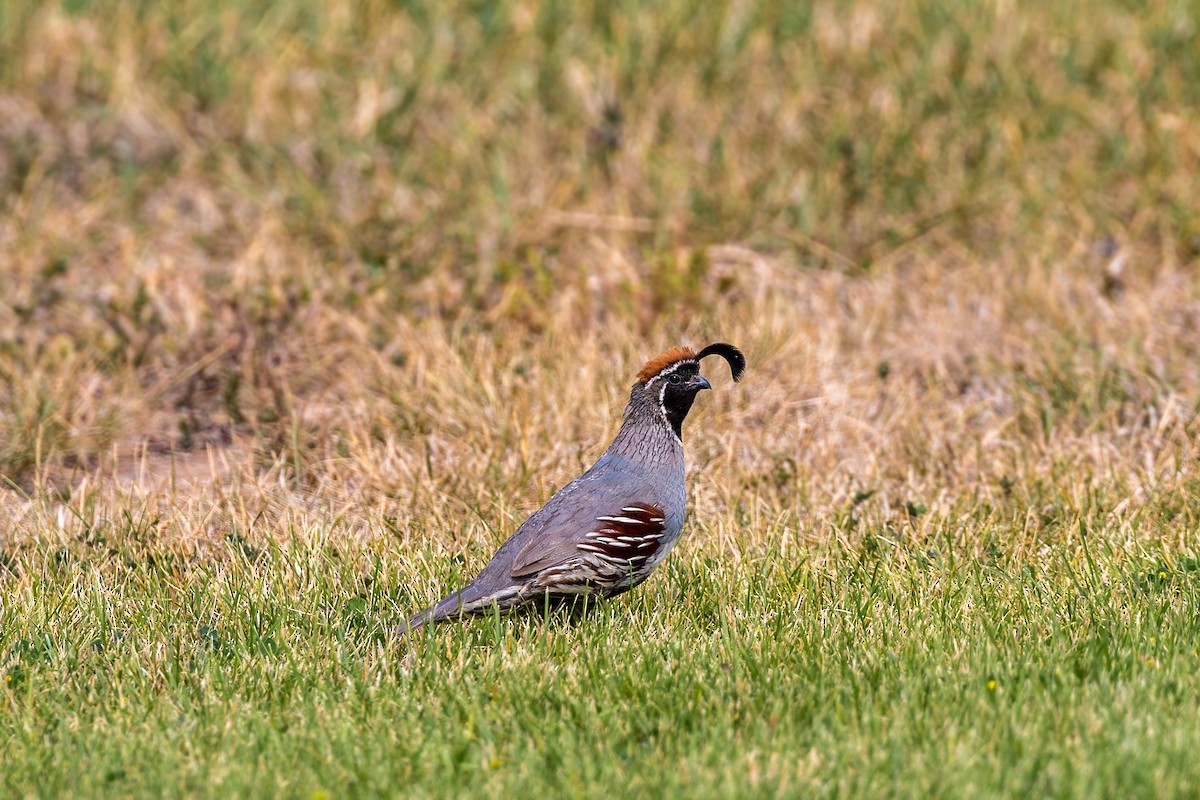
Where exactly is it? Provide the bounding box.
[0,0,1198,482]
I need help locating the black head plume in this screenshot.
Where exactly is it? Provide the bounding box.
[695,342,746,382]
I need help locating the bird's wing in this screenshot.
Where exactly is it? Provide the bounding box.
[510,498,668,579]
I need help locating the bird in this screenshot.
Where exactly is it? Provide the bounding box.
[404,342,746,630]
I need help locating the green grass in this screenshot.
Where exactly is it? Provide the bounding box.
[3,518,1200,798]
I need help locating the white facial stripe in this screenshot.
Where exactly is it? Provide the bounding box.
[646,359,694,442]
[643,360,696,389]
[659,382,679,438]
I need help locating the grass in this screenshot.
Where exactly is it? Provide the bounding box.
[3,0,1200,796]
[5,531,1200,797]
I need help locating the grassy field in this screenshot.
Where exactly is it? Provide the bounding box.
[2,0,1200,796]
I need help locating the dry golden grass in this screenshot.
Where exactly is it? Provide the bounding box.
[1,0,1198,567]
[4,246,1198,565]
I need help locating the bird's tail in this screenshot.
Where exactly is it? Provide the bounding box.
[399,585,524,634]
[398,604,440,633]
[398,593,465,633]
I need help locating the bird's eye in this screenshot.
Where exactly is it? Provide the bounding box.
[668,373,682,384]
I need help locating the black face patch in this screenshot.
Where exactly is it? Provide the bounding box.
[650,362,703,439]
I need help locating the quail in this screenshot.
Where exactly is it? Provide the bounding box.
[405,343,746,630]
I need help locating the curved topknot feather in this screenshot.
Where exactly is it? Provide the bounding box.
[695,342,746,382]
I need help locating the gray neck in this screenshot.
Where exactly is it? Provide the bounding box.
[606,387,685,468]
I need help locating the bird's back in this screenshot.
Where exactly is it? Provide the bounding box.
[409,433,685,628]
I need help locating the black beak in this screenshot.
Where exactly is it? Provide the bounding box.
[692,376,712,391]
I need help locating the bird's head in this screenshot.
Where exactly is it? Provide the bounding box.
[631,343,746,439]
